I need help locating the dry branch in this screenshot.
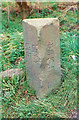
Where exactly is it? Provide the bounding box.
[0,68,23,78]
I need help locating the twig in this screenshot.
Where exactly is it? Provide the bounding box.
[6,0,10,23]
[0,68,23,78]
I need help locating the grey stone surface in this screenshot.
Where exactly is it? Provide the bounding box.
[23,18,61,98]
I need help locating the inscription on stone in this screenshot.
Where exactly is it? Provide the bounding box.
[23,18,61,98]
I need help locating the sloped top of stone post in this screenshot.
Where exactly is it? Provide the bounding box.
[23,18,59,28]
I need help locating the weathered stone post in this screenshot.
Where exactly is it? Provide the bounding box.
[23,18,61,98]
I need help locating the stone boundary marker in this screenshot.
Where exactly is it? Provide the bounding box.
[23,18,61,98]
